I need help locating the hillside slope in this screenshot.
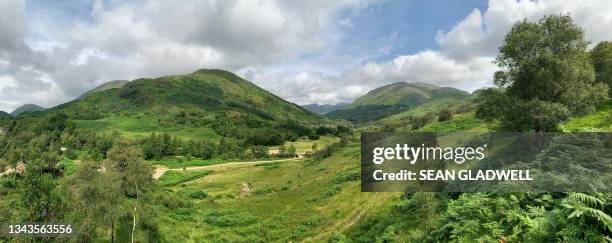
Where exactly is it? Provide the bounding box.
[78,80,129,100]
[327,82,469,122]
[0,111,10,119]
[48,69,321,139]
[10,104,45,116]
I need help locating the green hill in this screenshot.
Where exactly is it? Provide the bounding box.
[49,69,321,140]
[327,82,469,122]
[10,104,45,116]
[78,80,129,100]
[0,111,10,119]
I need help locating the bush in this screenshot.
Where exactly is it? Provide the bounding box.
[253,186,273,195]
[332,168,360,184]
[411,113,434,130]
[438,108,453,122]
[186,190,208,199]
[203,210,256,227]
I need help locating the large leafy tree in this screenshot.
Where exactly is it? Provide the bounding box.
[478,14,608,131]
[591,40,612,94]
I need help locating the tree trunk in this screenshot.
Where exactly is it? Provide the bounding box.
[111,220,115,243]
[131,206,136,243]
[131,183,139,243]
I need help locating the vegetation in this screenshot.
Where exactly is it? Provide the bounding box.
[0,14,610,243]
[158,170,213,186]
[10,104,45,117]
[327,82,468,122]
[476,14,609,131]
[591,41,612,94]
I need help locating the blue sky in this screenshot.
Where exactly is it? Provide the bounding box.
[1,0,612,112]
[335,1,487,60]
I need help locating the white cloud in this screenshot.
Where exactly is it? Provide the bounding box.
[436,0,612,61]
[2,0,612,111]
[0,0,376,112]
[314,0,612,104]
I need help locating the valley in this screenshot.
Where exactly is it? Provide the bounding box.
[0,15,611,242]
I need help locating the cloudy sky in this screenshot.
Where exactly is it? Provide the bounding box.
[1,0,612,112]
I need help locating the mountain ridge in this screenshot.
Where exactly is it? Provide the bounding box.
[78,80,129,100]
[39,68,322,140]
[302,103,349,114]
[327,82,469,122]
[11,104,45,116]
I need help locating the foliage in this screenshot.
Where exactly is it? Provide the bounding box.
[478,14,609,131]
[203,209,256,227]
[591,40,612,94]
[438,108,452,122]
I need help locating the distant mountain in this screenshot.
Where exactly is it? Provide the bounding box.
[327,82,469,122]
[11,104,45,116]
[78,80,129,100]
[0,111,10,118]
[302,103,349,114]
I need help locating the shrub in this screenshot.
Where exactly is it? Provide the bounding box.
[332,168,360,184]
[253,186,273,195]
[203,210,256,227]
[186,190,208,199]
[438,108,453,122]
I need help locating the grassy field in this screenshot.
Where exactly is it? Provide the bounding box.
[417,112,489,132]
[152,142,399,242]
[72,114,219,141]
[380,96,468,124]
[270,135,340,154]
[561,99,612,131]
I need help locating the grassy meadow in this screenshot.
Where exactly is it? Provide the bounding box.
[151,142,398,242]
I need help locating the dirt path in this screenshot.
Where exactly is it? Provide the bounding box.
[300,194,389,242]
[300,207,368,243]
[152,157,303,179]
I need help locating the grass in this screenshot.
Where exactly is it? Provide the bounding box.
[561,99,612,131]
[270,135,339,154]
[418,112,489,132]
[72,114,219,141]
[58,157,77,176]
[381,96,468,124]
[153,143,398,242]
[158,170,213,186]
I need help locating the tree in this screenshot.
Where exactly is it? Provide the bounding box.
[287,144,297,158]
[591,40,612,94]
[106,144,153,243]
[18,152,66,223]
[478,14,608,131]
[438,109,452,122]
[71,160,123,241]
[250,145,269,158]
[411,113,434,130]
